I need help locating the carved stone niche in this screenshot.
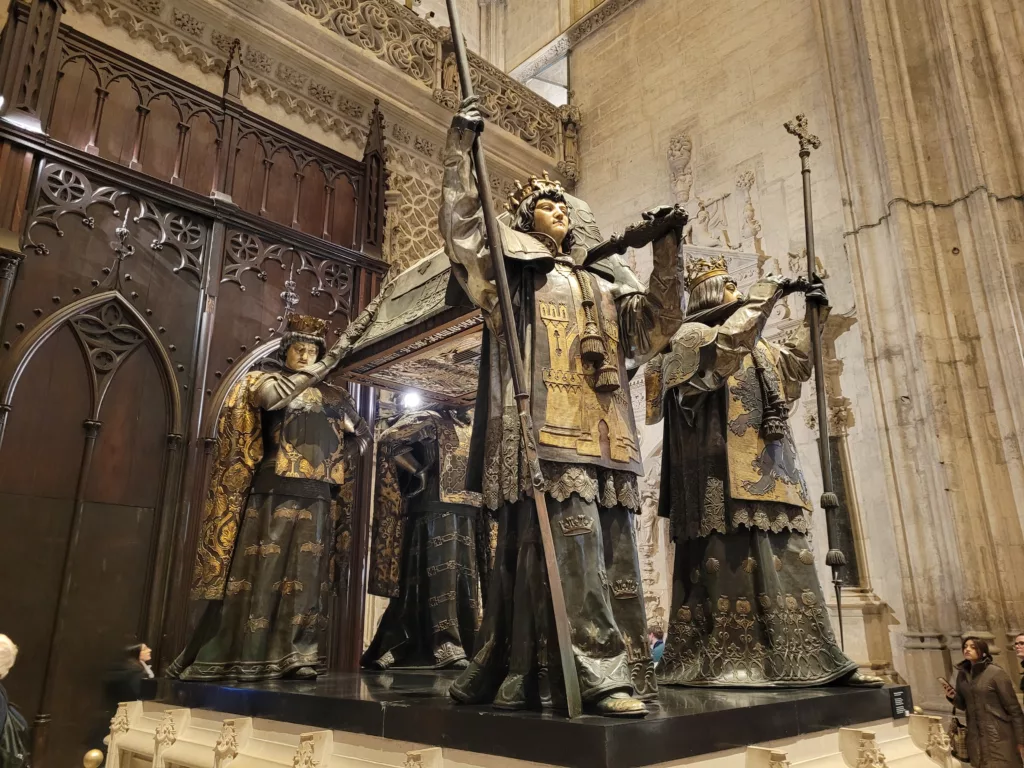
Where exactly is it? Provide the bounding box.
[0,0,64,133]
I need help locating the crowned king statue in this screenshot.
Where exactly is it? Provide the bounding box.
[646,258,881,687]
[438,96,688,716]
[169,309,377,682]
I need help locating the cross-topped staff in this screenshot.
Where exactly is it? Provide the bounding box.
[443,0,583,717]
[784,113,846,649]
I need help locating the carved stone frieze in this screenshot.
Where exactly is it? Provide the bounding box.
[384,145,443,272]
[434,49,560,159]
[65,0,367,149]
[171,8,204,38]
[279,0,440,88]
[67,0,226,74]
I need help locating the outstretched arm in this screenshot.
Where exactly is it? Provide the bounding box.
[614,206,687,367]
[662,277,800,396]
[438,97,498,314]
[256,288,388,412]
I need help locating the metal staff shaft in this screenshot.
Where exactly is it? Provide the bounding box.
[444,0,583,718]
[784,114,846,649]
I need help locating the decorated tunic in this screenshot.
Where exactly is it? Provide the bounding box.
[439,131,683,512]
[646,279,815,540]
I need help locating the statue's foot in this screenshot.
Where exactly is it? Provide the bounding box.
[841,671,885,687]
[590,692,648,718]
[492,673,529,711]
[291,666,318,680]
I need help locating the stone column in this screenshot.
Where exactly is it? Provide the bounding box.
[815,0,1024,708]
[477,0,506,71]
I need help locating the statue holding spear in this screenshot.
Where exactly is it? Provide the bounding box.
[439,0,688,717]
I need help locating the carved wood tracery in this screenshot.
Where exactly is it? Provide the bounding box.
[0,10,388,762]
[49,27,372,249]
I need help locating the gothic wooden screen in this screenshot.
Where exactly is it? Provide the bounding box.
[0,4,387,766]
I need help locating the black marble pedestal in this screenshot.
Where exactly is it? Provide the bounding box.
[145,672,900,768]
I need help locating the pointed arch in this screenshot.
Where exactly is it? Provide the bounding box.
[201,338,282,440]
[0,290,183,441]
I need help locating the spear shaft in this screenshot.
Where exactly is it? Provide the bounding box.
[785,114,846,649]
[443,0,583,717]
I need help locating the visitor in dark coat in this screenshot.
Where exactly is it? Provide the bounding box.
[943,636,1024,768]
[1014,632,1024,694]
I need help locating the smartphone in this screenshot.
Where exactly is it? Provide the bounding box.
[937,676,953,688]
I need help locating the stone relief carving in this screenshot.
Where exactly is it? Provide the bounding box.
[110,703,131,735]
[385,146,443,273]
[433,50,560,159]
[279,0,439,88]
[154,712,177,746]
[291,736,319,768]
[736,169,762,252]
[668,134,694,204]
[68,0,225,74]
[855,733,889,768]
[171,8,204,38]
[682,198,730,248]
[558,103,581,184]
[276,62,307,90]
[213,722,239,768]
[239,72,365,147]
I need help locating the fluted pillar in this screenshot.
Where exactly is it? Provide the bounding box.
[815,0,1024,709]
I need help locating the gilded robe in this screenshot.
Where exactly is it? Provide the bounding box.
[439,124,684,708]
[649,279,856,686]
[362,409,492,669]
[168,371,363,681]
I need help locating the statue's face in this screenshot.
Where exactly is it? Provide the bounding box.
[533,198,569,248]
[722,278,741,305]
[285,341,319,371]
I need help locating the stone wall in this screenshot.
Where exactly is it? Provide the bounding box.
[573,0,1024,707]
[571,0,908,682]
[504,0,568,70]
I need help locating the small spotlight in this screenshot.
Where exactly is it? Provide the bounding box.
[401,391,422,410]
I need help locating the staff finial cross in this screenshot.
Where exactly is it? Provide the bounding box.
[784,114,821,153]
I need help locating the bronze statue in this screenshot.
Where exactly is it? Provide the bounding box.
[438,97,687,717]
[169,313,372,682]
[362,407,494,670]
[647,258,881,687]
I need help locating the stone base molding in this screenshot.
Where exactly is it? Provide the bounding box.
[104,700,951,768]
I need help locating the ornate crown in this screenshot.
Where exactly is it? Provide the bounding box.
[684,255,730,292]
[285,314,327,339]
[506,171,564,213]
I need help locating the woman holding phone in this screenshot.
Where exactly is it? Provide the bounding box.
[942,636,1024,768]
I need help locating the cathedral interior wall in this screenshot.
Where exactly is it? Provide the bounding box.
[569,0,910,682]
